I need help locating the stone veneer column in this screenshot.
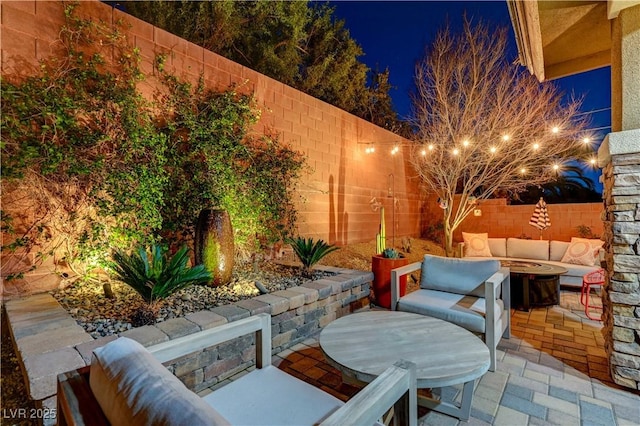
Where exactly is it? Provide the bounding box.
[598,129,640,390]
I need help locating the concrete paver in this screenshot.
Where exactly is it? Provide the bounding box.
[273,290,640,425]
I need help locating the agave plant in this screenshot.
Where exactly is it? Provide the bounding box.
[109,244,212,306]
[382,248,402,259]
[285,236,339,278]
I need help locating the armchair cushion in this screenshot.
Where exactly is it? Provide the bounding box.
[420,255,500,298]
[90,337,230,426]
[397,290,505,334]
[203,365,344,425]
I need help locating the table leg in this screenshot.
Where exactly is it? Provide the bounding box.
[522,275,530,312]
[417,380,475,421]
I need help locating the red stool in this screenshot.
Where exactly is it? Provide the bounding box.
[581,268,604,321]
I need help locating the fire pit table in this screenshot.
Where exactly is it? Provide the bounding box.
[500,260,567,311]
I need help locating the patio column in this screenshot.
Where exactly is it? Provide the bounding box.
[597,3,640,391]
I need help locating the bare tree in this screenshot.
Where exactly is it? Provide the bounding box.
[410,19,594,256]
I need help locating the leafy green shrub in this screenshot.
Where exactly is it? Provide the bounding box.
[285,237,339,277]
[109,245,212,305]
[1,4,306,280]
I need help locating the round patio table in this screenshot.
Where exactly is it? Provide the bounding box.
[319,310,490,421]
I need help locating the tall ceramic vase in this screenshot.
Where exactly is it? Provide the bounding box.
[371,255,408,309]
[194,209,234,286]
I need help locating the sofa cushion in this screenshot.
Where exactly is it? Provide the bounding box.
[488,238,507,257]
[462,232,492,257]
[507,238,550,261]
[561,238,604,266]
[203,365,344,425]
[90,337,230,426]
[397,289,504,334]
[421,255,500,297]
[543,259,600,279]
[549,241,570,261]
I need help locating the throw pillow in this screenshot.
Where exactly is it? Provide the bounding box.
[462,232,492,257]
[560,238,604,266]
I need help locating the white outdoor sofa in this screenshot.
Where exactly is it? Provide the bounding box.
[57,313,417,426]
[459,237,604,287]
[390,254,510,372]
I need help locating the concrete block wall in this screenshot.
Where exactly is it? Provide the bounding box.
[0,0,423,248]
[423,195,604,243]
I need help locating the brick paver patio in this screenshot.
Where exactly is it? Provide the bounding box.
[258,290,640,425]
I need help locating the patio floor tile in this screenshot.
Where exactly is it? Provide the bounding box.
[267,289,640,425]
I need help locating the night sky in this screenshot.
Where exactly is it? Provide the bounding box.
[327,1,611,191]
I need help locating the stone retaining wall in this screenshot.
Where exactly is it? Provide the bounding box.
[599,130,640,391]
[4,266,372,424]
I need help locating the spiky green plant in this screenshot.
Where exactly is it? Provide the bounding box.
[382,248,401,259]
[285,237,339,277]
[109,244,212,305]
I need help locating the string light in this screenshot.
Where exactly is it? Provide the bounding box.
[359,132,597,179]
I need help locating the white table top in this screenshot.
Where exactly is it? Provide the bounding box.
[319,311,490,389]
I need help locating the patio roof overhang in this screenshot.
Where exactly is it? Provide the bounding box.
[507,0,639,81]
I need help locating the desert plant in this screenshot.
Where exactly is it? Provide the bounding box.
[109,244,212,306]
[376,207,386,254]
[576,225,599,239]
[382,248,402,259]
[286,237,339,277]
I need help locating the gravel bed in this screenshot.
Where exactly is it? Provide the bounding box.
[51,261,334,339]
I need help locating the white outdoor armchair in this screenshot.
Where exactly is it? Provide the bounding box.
[57,313,418,426]
[390,254,510,372]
